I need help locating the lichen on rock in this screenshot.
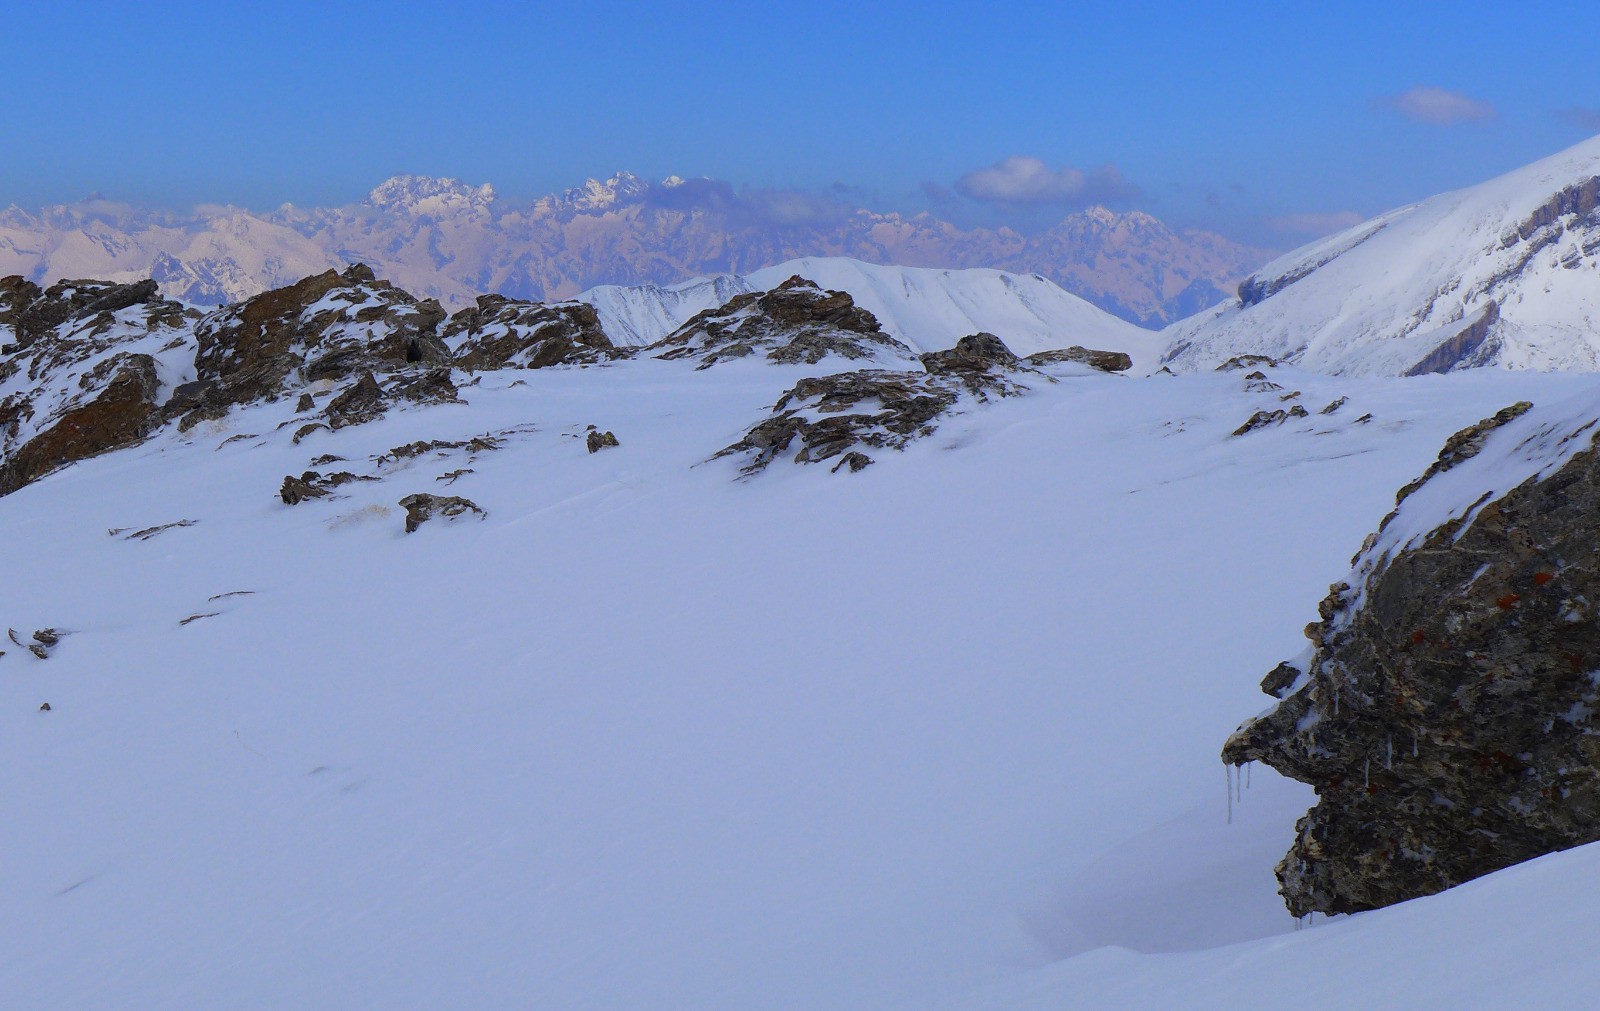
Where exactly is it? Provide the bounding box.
[1223,393,1600,917]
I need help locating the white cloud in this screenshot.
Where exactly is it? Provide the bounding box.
[954,156,1140,206]
[1378,86,1496,125]
[1268,211,1366,237]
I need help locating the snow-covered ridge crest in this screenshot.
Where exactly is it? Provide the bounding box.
[582,257,1168,373]
[1164,135,1600,376]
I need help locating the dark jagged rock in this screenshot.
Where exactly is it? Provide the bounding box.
[586,429,619,453]
[399,493,486,533]
[280,470,373,505]
[1023,346,1133,373]
[448,297,621,370]
[0,354,163,495]
[189,264,450,417]
[388,367,462,407]
[716,333,1036,474]
[1231,405,1309,437]
[920,332,1021,377]
[1222,395,1600,918]
[324,373,387,430]
[1216,354,1281,372]
[1391,401,1531,507]
[647,276,918,369]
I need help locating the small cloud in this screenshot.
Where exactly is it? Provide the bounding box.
[1376,86,1496,125]
[1268,211,1366,237]
[1557,107,1600,132]
[954,156,1141,207]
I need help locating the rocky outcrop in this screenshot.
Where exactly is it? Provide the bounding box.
[0,277,191,495]
[447,297,621,370]
[187,264,449,421]
[1022,346,1133,373]
[648,276,919,369]
[399,493,486,533]
[716,333,1039,474]
[1222,394,1600,917]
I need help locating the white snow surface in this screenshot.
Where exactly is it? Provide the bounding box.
[1163,135,1600,376]
[4,356,1600,1007]
[582,257,1166,370]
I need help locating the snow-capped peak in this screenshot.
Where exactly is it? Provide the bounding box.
[365,175,497,215]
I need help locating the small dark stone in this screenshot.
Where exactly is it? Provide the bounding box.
[586,430,619,453]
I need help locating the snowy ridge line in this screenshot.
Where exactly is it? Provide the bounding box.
[1163,135,1600,376]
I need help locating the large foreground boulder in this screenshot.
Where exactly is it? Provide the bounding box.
[1223,391,1600,916]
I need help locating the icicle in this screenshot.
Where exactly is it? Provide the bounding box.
[1227,765,1234,824]
[1246,761,1252,789]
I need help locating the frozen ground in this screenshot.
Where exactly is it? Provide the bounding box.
[2,356,1595,1007]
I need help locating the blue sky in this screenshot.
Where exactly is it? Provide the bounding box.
[4,1,1597,244]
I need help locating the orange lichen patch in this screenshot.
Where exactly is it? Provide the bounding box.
[1496,593,1522,610]
[1534,571,1556,586]
[1411,629,1428,645]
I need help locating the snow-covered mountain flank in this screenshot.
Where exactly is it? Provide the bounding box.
[0,173,1269,326]
[583,257,1166,371]
[1165,135,1600,375]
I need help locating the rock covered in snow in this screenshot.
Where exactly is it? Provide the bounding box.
[1223,388,1600,916]
[0,276,194,494]
[446,296,621,371]
[188,263,451,421]
[646,276,920,370]
[715,332,1078,474]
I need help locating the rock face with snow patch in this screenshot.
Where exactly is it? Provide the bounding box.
[447,296,621,370]
[187,264,450,421]
[717,332,1108,473]
[647,276,920,370]
[1223,392,1600,916]
[0,278,193,494]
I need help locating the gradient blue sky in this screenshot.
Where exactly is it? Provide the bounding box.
[5,1,1597,244]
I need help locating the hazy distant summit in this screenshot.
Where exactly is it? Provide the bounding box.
[0,173,1272,325]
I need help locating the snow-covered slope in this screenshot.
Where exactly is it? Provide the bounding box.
[1164,135,1600,376]
[584,257,1168,371]
[6,296,1600,1006]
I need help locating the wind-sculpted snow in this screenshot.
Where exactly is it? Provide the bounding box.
[1165,135,1600,376]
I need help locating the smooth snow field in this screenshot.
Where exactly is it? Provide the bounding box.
[3,359,1596,1008]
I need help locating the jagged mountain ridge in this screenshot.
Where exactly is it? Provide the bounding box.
[0,173,1270,326]
[1163,135,1600,376]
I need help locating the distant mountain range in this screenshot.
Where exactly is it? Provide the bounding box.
[0,173,1272,327]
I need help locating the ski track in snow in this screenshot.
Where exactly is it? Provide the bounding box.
[2,356,1598,1008]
